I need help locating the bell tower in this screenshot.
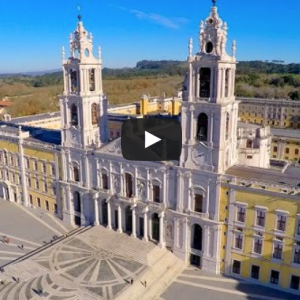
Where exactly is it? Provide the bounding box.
[180,0,239,173]
[60,15,108,149]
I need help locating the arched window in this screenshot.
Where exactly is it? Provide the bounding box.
[74,191,81,213]
[70,70,78,93]
[225,112,230,140]
[125,173,133,198]
[197,113,208,141]
[91,103,98,125]
[73,165,80,182]
[246,140,253,149]
[192,224,203,251]
[71,104,78,126]
[89,69,96,91]
[200,68,211,98]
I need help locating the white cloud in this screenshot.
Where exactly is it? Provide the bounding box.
[112,5,189,29]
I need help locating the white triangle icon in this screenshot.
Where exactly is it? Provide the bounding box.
[145,131,161,149]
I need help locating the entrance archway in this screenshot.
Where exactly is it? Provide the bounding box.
[191,224,203,251]
[151,213,160,242]
[125,206,132,233]
[102,200,108,226]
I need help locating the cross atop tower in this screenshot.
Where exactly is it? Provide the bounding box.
[212,0,217,6]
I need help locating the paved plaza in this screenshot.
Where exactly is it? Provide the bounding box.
[161,268,298,300]
[0,200,74,267]
[0,200,298,300]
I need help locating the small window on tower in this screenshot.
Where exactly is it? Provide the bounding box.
[205,42,213,54]
[89,69,95,91]
[197,113,208,141]
[70,70,78,93]
[200,68,211,98]
[71,104,78,126]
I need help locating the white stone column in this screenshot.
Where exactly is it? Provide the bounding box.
[206,180,210,217]
[84,153,90,189]
[210,112,214,144]
[158,212,166,249]
[188,63,193,102]
[143,208,149,242]
[187,174,192,212]
[94,197,99,226]
[146,168,150,200]
[108,161,113,190]
[176,171,182,211]
[119,164,124,195]
[196,68,200,98]
[117,204,123,233]
[134,167,138,197]
[80,192,85,225]
[163,170,167,205]
[131,206,137,238]
[107,200,112,230]
[190,105,195,141]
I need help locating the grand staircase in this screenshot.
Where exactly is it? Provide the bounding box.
[0,226,186,300]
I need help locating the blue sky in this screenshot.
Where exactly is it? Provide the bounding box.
[1,0,300,73]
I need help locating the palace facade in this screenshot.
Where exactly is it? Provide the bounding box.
[1,1,300,295]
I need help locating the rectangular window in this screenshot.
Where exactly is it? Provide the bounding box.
[152,185,160,203]
[52,186,56,196]
[54,204,58,214]
[296,149,299,155]
[42,162,46,173]
[25,158,30,169]
[37,198,41,207]
[273,146,278,152]
[29,195,33,205]
[273,243,283,260]
[297,219,300,235]
[285,148,290,154]
[51,164,55,176]
[253,239,263,254]
[290,275,300,290]
[10,155,14,166]
[44,182,48,193]
[256,210,266,227]
[237,207,246,223]
[270,270,280,285]
[27,177,31,187]
[45,200,49,211]
[35,179,39,190]
[251,265,260,280]
[276,215,286,231]
[294,248,300,264]
[234,234,243,250]
[34,160,38,171]
[232,260,241,275]
[194,194,203,213]
[102,173,108,190]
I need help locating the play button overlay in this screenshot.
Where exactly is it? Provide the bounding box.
[121,118,182,161]
[145,131,161,148]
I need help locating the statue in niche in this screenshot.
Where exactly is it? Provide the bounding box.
[91,103,98,125]
[166,221,173,241]
[113,176,120,194]
[138,182,146,199]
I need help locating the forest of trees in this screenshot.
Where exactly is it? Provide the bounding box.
[1,60,300,117]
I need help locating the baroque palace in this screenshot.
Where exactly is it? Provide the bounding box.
[1,1,300,295]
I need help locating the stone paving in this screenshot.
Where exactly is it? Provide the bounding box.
[160,267,298,300]
[0,202,185,300]
[0,200,73,267]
